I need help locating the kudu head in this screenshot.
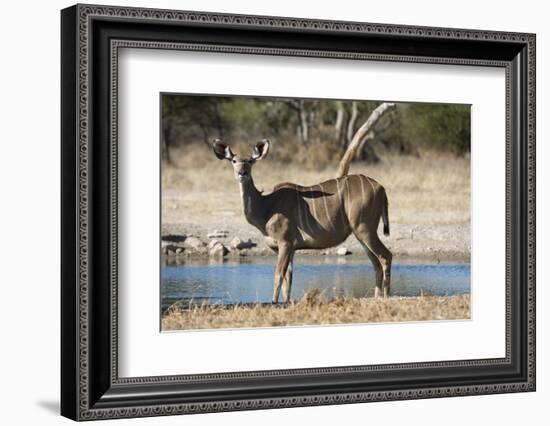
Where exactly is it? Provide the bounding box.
[212,139,270,183]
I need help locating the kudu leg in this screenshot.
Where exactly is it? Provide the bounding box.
[282,252,295,304]
[356,232,392,298]
[272,243,292,304]
[358,241,383,297]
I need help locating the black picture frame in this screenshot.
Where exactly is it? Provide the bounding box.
[61,4,536,421]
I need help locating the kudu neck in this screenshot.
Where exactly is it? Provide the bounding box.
[239,176,265,227]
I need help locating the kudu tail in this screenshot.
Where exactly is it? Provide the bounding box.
[335,102,396,178]
[382,189,390,236]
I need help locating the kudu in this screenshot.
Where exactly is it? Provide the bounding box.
[213,102,394,304]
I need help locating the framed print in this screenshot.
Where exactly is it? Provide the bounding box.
[60,4,536,421]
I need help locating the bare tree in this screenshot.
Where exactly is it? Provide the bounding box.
[337,102,396,178]
[285,99,309,143]
[346,101,359,147]
[334,101,347,147]
[357,114,395,161]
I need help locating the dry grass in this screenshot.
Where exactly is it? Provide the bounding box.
[161,290,470,331]
[162,144,470,226]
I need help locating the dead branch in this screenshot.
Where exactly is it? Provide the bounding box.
[336,102,396,178]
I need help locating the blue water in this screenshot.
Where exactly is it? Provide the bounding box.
[161,256,470,312]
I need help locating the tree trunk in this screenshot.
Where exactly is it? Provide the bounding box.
[334,101,347,147]
[358,130,380,162]
[346,101,359,146]
[336,102,395,178]
[285,99,309,144]
[298,100,308,143]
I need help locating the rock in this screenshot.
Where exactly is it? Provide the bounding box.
[336,246,350,256]
[162,244,181,255]
[229,237,255,250]
[230,236,242,248]
[184,236,206,251]
[209,240,228,257]
[207,229,229,239]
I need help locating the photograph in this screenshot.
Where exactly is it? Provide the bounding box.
[160,94,472,331]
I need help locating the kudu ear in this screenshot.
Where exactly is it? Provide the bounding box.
[251,139,270,161]
[212,139,234,161]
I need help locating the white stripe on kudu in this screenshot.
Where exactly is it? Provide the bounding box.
[335,178,347,227]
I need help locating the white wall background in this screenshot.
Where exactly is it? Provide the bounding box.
[0,0,546,424]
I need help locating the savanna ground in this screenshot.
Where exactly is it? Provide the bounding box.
[162,290,470,331]
[160,144,471,330]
